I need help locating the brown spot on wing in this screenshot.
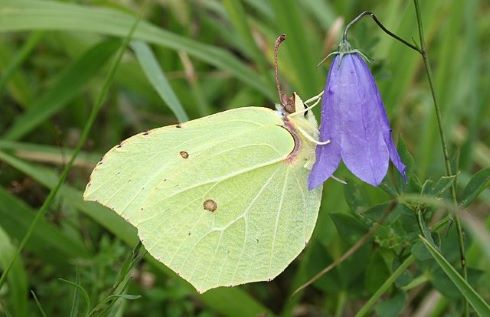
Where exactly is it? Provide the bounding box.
[203,199,217,212]
[180,151,189,159]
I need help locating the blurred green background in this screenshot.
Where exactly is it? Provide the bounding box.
[0,0,489,316]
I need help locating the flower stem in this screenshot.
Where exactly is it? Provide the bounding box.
[343,4,469,315]
[342,11,420,52]
[413,1,468,315]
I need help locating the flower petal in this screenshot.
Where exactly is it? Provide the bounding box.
[308,56,342,190]
[337,54,389,186]
[308,142,341,190]
[362,54,407,180]
[384,131,407,180]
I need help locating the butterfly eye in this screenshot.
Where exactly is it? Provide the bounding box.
[275,108,286,118]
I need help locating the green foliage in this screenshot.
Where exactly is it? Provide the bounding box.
[0,0,489,316]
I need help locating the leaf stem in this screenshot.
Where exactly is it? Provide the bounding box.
[412,1,468,315]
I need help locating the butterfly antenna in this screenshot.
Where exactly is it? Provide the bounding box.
[274,34,295,113]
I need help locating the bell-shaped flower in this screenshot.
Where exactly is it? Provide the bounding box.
[308,45,406,189]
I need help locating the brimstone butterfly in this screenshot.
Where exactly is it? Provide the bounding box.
[83,36,325,293]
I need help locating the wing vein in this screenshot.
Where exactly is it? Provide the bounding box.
[228,166,282,285]
[267,167,289,277]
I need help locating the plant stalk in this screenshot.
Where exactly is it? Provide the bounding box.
[413,1,468,315]
[343,4,468,315]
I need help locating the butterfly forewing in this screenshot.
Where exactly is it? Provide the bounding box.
[84,106,321,292]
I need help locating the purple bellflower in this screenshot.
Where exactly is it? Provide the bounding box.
[308,43,406,189]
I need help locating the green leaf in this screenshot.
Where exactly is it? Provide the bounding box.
[430,266,461,299]
[431,175,457,197]
[411,241,432,262]
[222,0,270,79]
[0,140,101,167]
[419,235,490,316]
[460,168,490,207]
[330,213,368,244]
[0,226,28,317]
[0,186,90,263]
[361,203,389,223]
[364,252,390,294]
[344,180,371,213]
[131,40,189,122]
[3,39,120,140]
[0,0,273,99]
[0,31,43,97]
[374,291,406,317]
[355,255,415,317]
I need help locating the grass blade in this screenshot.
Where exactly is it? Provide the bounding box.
[222,0,273,89]
[0,186,90,263]
[0,12,141,288]
[131,40,189,122]
[0,226,28,317]
[0,0,273,99]
[3,39,120,140]
[30,290,47,317]
[460,168,490,207]
[0,140,100,167]
[0,31,43,96]
[419,236,490,316]
[69,269,81,317]
[58,279,91,317]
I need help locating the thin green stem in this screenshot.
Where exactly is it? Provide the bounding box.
[413,1,468,315]
[342,11,420,53]
[0,16,141,289]
[334,291,347,317]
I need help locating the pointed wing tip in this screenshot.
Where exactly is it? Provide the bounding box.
[82,186,94,201]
